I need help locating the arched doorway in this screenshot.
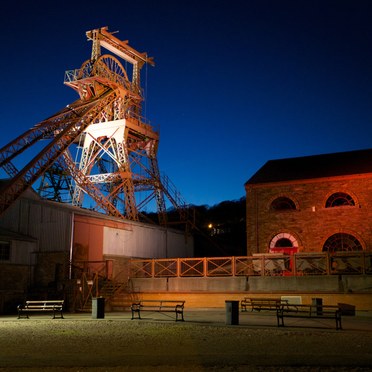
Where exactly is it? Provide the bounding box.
[269,232,299,254]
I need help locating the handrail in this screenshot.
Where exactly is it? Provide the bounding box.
[129,252,372,278]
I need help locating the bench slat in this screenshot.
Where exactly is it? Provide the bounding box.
[131,300,185,321]
[277,304,342,330]
[18,300,64,319]
[241,297,288,312]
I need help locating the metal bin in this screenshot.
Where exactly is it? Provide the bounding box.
[225,300,239,325]
[92,297,105,319]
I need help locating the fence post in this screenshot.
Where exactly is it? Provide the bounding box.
[361,252,366,274]
[261,256,265,276]
[292,254,297,276]
[95,273,99,297]
[326,253,330,275]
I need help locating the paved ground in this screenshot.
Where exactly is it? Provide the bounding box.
[1,309,372,371]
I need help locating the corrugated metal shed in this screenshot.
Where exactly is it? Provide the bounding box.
[0,228,37,265]
[1,197,72,253]
[0,189,193,260]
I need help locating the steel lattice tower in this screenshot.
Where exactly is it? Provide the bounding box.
[0,27,187,224]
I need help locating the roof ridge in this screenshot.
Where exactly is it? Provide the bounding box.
[246,148,372,185]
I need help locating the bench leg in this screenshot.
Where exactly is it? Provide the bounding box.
[52,310,64,319]
[17,311,29,319]
[336,314,342,330]
[176,311,184,322]
[131,309,141,320]
[277,312,284,327]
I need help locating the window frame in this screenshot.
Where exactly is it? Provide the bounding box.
[322,233,363,252]
[269,196,298,212]
[325,192,357,208]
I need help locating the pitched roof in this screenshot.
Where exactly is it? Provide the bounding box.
[0,179,40,200]
[246,148,372,185]
[0,227,37,241]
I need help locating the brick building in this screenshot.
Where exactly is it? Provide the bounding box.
[245,149,372,256]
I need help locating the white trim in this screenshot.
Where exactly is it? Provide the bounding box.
[270,233,298,248]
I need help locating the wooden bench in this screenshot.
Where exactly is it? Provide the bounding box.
[276,304,342,330]
[131,300,185,321]
[241,297,288,312]
[17,300,64,319]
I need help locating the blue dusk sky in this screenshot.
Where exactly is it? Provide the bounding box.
[0,0,371,207]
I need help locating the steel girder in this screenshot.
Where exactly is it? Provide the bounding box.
[0,90,127,217]
[0,27,187,226]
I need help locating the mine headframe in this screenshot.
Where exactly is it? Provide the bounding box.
[0,27,184,225]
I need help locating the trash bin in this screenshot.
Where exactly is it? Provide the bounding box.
[92,297,105,319]
[225,300,239,325]
[312,298,323,315]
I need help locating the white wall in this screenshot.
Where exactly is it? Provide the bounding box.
[103,223,193,258]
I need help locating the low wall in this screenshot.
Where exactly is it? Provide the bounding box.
[121,275,372,312]
[131,275,372,294]
[123,291,372,312]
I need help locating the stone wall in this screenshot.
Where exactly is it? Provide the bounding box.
[0,265,30,291]
[131,275,372,294]
[0,265,31,314]
[33,252,70,288]
[123,275,372,311]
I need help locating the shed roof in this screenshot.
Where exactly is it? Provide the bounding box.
[0,179,40,200]
[0,227,37,242]
[246,148,372,185]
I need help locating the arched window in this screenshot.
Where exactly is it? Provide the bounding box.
[323,233,362,252]
[325,192,355,208]
[270,197,296,211]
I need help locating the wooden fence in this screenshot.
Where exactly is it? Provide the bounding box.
[129,251,372,278]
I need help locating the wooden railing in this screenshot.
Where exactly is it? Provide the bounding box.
[71,261,131,310]
[73,260,113,279]
[129,251,372,278]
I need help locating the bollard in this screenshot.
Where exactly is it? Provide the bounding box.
[225,300,239,325]
[92,297,105,319]
[312,298,323,316]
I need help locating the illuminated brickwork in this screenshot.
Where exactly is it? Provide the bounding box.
[245,150,372,255]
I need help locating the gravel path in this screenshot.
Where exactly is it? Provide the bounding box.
[0,316,372,371]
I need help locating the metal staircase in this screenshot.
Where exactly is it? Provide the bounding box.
[72,261,136,312]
